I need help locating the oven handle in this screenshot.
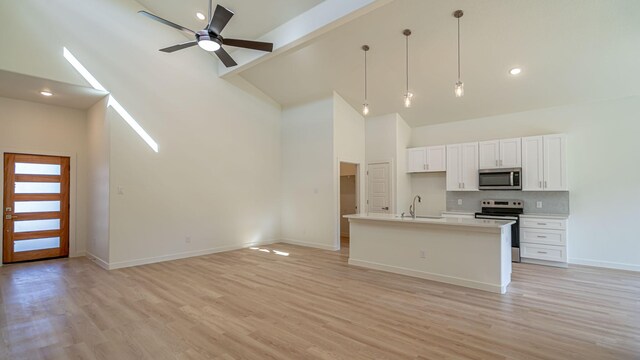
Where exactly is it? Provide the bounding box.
[476,215,519,221]
[510,172,514,186]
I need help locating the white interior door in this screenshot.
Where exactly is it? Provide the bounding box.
[367,162,391,213]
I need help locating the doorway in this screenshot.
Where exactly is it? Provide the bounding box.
[339,162,359,250]
[3,153,70,263]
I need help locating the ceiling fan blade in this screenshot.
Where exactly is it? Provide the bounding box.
[209,5,234,35]
[222,38,273,52]
[138,10,195,36]
[159,41,198,53]
[214,47,238,67]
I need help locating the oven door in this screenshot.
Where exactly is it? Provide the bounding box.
[479,168,522,190]
[475,214,520,262]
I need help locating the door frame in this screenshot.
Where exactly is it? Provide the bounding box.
[366,159,395,214]
[335,158,363,251]
[0,148,79,266]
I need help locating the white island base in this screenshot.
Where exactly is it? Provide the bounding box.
[345,214,514,294]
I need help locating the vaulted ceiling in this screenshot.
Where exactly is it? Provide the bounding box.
[236,0,640,127]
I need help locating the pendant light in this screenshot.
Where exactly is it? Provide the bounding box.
[454,10,464,98]
[403,29,413,108]
[362,45,370,116]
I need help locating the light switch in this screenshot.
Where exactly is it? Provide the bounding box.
[117,186,125,195]
[536,201,543,208]
[457,199,463,205]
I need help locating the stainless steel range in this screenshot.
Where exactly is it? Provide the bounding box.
[475,199,524,262]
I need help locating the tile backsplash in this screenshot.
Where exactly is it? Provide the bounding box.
[447,191,570,215]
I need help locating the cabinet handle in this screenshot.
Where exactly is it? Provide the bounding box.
[426,164,429,170]
[537,223,547,226]
[537,251,548,254]
[495,160,498,167]
[545,181,548,188]
[500,160,503,167]
[462,182,465,189]
[539,181,542,188]
[537,235,547,238]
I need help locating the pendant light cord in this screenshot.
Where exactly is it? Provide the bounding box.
[457,17,461,81]
[406,34,409,94]
[364,49,368,102]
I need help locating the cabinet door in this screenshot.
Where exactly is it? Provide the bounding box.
[544,134,567,190]
[478,140,500,169]
[461,142,479,191]
[406,147,426,173]
[500,138,522,168]
[446,144,462,191]
[522,136,544,191]
[426,145,446,172]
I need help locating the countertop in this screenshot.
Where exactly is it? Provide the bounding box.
[519,213,569,220]
[344,213,514,229]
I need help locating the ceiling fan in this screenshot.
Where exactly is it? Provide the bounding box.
[138,1,274,67]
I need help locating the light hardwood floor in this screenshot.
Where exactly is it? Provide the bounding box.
[1,243,639,359]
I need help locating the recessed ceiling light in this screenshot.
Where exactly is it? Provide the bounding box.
[509,68,522,76]
[40,91,53,97]
[196,12,206,20]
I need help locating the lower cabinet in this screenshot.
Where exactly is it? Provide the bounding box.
[520,216,568,267]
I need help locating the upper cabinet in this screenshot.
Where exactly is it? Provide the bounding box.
[406,146,446,173]
[446,142,479,191]
[522,134,567,191]
[479,138,522,169]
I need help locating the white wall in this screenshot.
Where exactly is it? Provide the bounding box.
[86,97,110,264]
[396,114,412,214]
[411,96,640,270]
[333,92,365,246]
[281,97,335,249]
[0,0,283,268]
[0,97,89,263]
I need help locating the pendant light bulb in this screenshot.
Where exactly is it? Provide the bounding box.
[362,103,370,116]
[404,92,413,108]
[454,81,464,98]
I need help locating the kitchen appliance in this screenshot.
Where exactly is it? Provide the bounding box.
[475,199,523,262]
[479,168,522,190]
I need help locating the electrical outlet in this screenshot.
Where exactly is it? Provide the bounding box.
[536,201,543,209]
[457,199,463,205]
[420,250,426,259]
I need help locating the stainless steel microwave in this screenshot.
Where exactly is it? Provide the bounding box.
[479,168,522,190]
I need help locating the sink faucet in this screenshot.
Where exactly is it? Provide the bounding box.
[409,195,422,219]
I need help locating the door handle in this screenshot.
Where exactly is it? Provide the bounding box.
[382,207,389,210]
[5,215,18,220]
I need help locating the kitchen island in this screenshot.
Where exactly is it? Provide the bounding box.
[344,213,515,294]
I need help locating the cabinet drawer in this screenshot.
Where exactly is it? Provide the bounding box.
[520,218,566,230]
[521,229,566,246]
[521,243,566,262]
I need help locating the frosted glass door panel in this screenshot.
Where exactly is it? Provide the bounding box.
[15,182,60,194]
[14,219,60,233]
[14,237,60,252]
[14,201,61,213]
[15,163,61,175]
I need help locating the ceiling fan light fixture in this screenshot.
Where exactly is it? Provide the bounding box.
[197,34,221,52]
[195,12,206,20]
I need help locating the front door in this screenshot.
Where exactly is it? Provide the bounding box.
[367,162,391,213]
[3,153,70,263]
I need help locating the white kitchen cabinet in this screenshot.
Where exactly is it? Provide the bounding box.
[406,146,446,173]
[520,215,568,267]
[407,147,427,173]
[446,142,478,191]
[522,134,567,191]
[479,138,521,169]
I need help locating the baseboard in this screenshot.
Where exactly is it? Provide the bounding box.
[106,239,276,270]
[71,251,86,258]
[280,238,339,251]
[348,258,508,294]
[85,252,110,270]
[569,258,640,272]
